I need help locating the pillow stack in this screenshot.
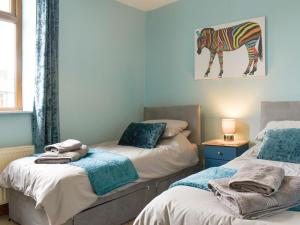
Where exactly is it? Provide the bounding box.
[118,123,166,149]
[143,119,189,138]
[256,120,300,141]
[118,119,189,149]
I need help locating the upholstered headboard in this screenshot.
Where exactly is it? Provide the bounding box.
[144,105,201,145]
[261,101,300,129]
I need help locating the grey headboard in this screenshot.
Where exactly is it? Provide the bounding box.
[144,105,201,145]
[261,101,300,129]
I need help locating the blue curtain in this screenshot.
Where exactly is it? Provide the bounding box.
[32,0,60,153]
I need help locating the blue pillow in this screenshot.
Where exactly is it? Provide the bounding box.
[118,122,166,149]
[257,128,300,164]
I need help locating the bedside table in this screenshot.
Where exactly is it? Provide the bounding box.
[202,139,249,168]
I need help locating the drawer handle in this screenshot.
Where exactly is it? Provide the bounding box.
[217,151,223,156]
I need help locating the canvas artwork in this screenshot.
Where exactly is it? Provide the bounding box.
[194,16,266,79]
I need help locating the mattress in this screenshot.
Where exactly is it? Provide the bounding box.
[134,143,300,225]
[0,133,198,225]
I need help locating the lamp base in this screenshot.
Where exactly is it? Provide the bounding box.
[224,134,234,142]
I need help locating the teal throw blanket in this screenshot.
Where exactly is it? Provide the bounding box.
[71,149,139,195]
[170,167,237,190]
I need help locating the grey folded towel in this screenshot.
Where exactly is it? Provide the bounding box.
[208,176,300,219]
[35,145,88,164]
[44,139,82,153]
[229,163,285,196]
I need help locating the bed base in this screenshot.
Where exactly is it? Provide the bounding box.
[8,165,201,225]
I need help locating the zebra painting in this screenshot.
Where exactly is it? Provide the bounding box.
[195,17,265,79]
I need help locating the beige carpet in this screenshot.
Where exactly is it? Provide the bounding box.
[0,215,134,225]
[0,216,16,225]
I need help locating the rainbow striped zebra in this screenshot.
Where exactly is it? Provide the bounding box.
[196,21,263,77]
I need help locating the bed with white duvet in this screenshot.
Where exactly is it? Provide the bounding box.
[0,133,198,225]
[0,105,202,225]
[134,143,300,225]
[134,101,300,225]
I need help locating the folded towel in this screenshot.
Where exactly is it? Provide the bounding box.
[208,176,300,219]
[35,145,88,164]
[229,163,285,196]
[44,139,82,153]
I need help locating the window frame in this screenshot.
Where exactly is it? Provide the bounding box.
[0,0,22,111]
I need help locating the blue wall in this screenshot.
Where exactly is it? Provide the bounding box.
[59,0,145,145]
[2,0,300,147]
[0,113,32,147]
[0,0,145,147]
[145,0,300,141]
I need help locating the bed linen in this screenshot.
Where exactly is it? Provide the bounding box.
[0,133,198,225]
[134,143,300,225]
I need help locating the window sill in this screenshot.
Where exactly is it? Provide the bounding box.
[0,111,32,115]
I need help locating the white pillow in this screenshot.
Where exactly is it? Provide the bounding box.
[180,130,191,138]
[143,119,188,138]
[256,120,300,141]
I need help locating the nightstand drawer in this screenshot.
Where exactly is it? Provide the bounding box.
[205,159,229,168]
[204,146,236,160]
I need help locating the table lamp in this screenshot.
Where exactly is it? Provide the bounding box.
[222,118,236,141]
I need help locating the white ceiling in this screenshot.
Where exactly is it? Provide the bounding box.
[117,0,178,11]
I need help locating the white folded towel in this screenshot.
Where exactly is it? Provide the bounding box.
[35,145,88,164]
[44,139,82,153]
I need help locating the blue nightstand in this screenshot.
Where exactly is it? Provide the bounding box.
[202,139,249,168]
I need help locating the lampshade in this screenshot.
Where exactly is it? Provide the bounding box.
[222,118,236,134]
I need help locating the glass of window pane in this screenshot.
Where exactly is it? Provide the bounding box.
[0,0,11,13]
[0,20,16,108]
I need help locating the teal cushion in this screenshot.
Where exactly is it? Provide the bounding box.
[118,122,166,149]
[257,128,300,164]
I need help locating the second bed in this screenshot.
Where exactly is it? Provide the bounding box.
[1,105,202,225]
[134,101,300,225]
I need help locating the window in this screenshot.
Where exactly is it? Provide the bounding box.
[0,0,22,110]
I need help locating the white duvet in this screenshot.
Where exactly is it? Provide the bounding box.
[0,134,198,225]
[134,143,300,225]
